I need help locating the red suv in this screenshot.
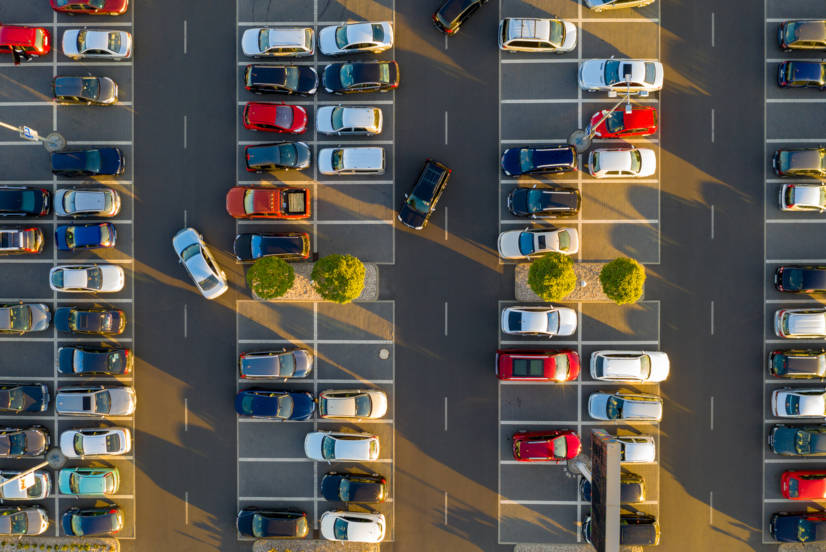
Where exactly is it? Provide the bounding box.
[0,25,50,59]
[496,349,580,382]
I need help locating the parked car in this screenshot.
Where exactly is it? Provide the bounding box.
[433,0,488,35]
[242,27,314,57]
[780,183,826,212]
[234,390,315,420]
[0,471,49,500]
[0,187,50,217]
[499,17,576,52]
[321,472,387,503]
[236,508,309,539]
[0,384,49,413]
[589,350,670,383]
[50,0,128,15]
[583,514,660,546]
[771,511,826,543]
[243,102,307,133]
[58,346,132,376]
[56,385,136,417]
[587,147,656,178]
[507,186,581,218]
[778,61,826,89]
[497,227,579,259]
[588,391,663,421]
[226,186,311,219]
[62,507,123,536]
[58,467,119,497]
[500,145,576,177]
[316,105,382,135]
[0,25,50,59]
[322,61,399,94]
[775,266,826,293]
[318,389,388,420]
[779,20,826,51]
[239,348,313,379]
[579,58,664,96]
[770,425,826,456]
[0,227,44,255]
[0,506,49,536]
[304,431,380,462]
[245,142,311,172]
[769,349,826,379]
[397,159,451,230]
[0,303,50,334]
[774,308,826,338]
[171,227,228,300]
[53,76,118,105]
[54,307,125,335]
[318,146,385,175]
[233,232,310,262]
[580,472,646,503]
[55,187,120,217]
[512,430,581,462]
[495,349,580,382]
[773,148,826,178]
[588,106,658,138]
[772,388,826,418]
[59,427,130,458]
[0,426,49,457]
[55,223,116,250]
[318,22,393,55]
[51,148,125,177]
[500,305,577,337]
[617,435,656,463]
[584,0,656,11]
[243,64,318,95]
[62,29,131,60]
[49,264,125,293]
[782,470,826,500]
[320,511,385,543]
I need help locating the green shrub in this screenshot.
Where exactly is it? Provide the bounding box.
[527,252,577,301]
[311,254,365,304]
[600,257,645,305]
[246,257,295,299]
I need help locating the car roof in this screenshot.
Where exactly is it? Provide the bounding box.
[339,147,383,169]
[506,18,552,41]
[788,149,824,169]
[789,61,825,81]
[264,27,308,47]
[788,311,826,335]
[0,26,40,46]
[532,147,575,167]
[794,21,826,42]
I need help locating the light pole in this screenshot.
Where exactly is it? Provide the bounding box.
[567,89,633,154]
[0,448,66,494]
[0,120,66,152]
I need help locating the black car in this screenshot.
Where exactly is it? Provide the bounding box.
[321,472,387,503]
[245,142,311,172]
[778,20,826,51]
[0,187,50,217]
[507,186,581,218]
[579,473,645,504]
[433,0,488,35]
[500,145,577,177]
[54,307,126,336]
[775,265,826,293]
[52,76,118,105]
[778,61,826,89]
[244,64,318,95]
[769,349,826,378]
[322,61,399,94]
[234,389,315,420]
[233,232,310,262]
[398,159,451,230]
[771,511,826,542]
[51,148,125,177]
[236,508,309,538]
[582,513,659,546]
[770,425,826,456]
[62,507,123,536]
[58,346,132,376]
[0,426,49,457]
[0,384,49,413]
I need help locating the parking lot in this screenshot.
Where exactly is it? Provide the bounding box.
[0,2,135,539]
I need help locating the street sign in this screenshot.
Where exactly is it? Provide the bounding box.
[19,126,38,141]
[590,429,621,552]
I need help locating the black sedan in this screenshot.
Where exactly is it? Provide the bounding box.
[0,426,49,457]
[778,61,826,89]
[775,265,826,293]
[51,148,125,177]
[500,145,577,177]
[236,508,309,538]
[245,142,310,172]
[769,349,826,378]
[770,425,826,456]
[322,61,399,94]
[244,64,318,95]
[54,307,126,336]
[321,472,387,503]
[233,232,310,262]
[234,390,315,420]
[52,76,118,105]
[0,187,50,217]
[0,384,49,413]
[62,507,123,537]
[771,511,826,542]
[507,186,581,218]
[58,346,132,376]
[398,159,451,230]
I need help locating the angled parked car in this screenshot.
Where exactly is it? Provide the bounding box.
[58,467,119,497]
[497,227,579,259]
[321,472,387,503]
[588,391,663,421]
[589,106,658,138]
[769,349,826,379]
[243,64,318,95]
[584,0,656,11]
[55,223,116,250]
[53,76,117,105]
[499,17,576,53]
[245,142,311,172]
[54,187,120,217]
[242,27,314,58]
[501,145,576,177]
[49,264,124,293]
[243,102,307,133]
[234,389,315,420]
[778,20,826,51]
[51,148,124,177]
[775,307,826,338]
[0,303,50,334]
[59,427,131,458]
[316,105,382,136]
[588,147,656,178]
[236,508,309,539]
[778,61,826,89]
[322,61,399,94]
[616,435,656,463]
[50,0,128,15]
[495,349,580,382]
[0,227,44,255]
[304,431,380,462]
[775,266,826,293]
[0,506,49,536]
[0,471,50,500]
[318,21,393,55]
[579,58,663,97]
[507,186,581,218]
[239,348,313,379]
[398,159,451,230]
[770,425,826,456]
[0,426,49,457]
[433,0,488,35]
[318,146,385,175]
[56,385,136,417]
[0,384,49,413]
[780,183,826,212]
[62,507,123,536]
[172,227,228,300]
[0,187,50,217]
[320,511,385,543]
[771,511,826,543]
[501,305,577,337]
[782,469,826,500]
[58,346,132,376]
[233,232,310,262]
[589,350,670,383]
[62,29,132,60]
[773,148,826,178]
[512,430,581,462]
[772,387,826,418]
[318,389,388,420]
[54,307,125,335]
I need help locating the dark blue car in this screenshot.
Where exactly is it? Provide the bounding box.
[771,511,826,542]
[769,425,826,456]
[778,61,826,89]
[234,390,314,420]
[62,507,123,536]
[501,145,576,177]
[51,148,125,177]
[55,223,116,250]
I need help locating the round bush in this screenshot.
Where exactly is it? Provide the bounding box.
[311,254,365,304]
[600,257,645,305]
[246,257,294,299]
[527,252,577,301]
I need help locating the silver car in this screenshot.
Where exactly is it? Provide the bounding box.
[501,305,577,337]
[578,58,664,97]
[304,431,380,462]
[587,391,663,421]
[318,147,385,175]
[318,22,393,55]
[172,228,228,300]
[589,351,670,383]
[0,506,49,536]
[242,27,314,57]
[316,106,383,136]
[584,0,656,12]
[56,385,136,417]
[497,228,579,259]
[318,389,388,420]
[0,471,50,500]
[55,187,121,217]
[0,303,50,334]
[62,29,132,60]
[780,183,826,212]
[239,348,313,379]
[498,18,577,53]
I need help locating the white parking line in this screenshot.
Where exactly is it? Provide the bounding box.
[764,457,826,464]
[710,204,715,238]
[444,396,448,431]
[500,499,578,505]
[238,339,392,344]
[444,491,448,525]
[184,491,189,525]
[444,111,448,145]
[183,115,187,149]
[239,496,316,501]
[183,20,188,55]
[766,138,826,143]
[501,219,658,225]
[444,301,448,336]
[710,396,714,429]
[709,491,713,524]
[766,258,826,263]
[767,98,826,103]
[500,420,657,426]
[184,397,188,431]
[767,218,826,223]
[501,58,578,64]
[710,301,715,335]
[711,108,715,143]
[711,12,715,47]
[502,98,660,104]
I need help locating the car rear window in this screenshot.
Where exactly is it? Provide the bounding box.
[512,358,545,377]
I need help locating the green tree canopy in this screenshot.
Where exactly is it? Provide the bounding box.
[246,256,294,299]
[527,252,577,301]
[600,257,646,305]
[311,254,365,304]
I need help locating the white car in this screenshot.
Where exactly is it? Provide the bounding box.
[55,187,121,217]
[775,308,826,339]
[318,22,393,56]
[501,306,577,337]
[318,389,388,420]
[316,106,383,136]
[780,183,826,212]
[304,431,380,462]
[60,427,131,458]
[616,435,656,463]
[587,147,656,178]
[588,392,663,421]
[242,27,314,57]
[584,0,656,12]
[0,472,49,500]
[498,17,576,53]
[318,147,385,175]
[590,351,670,383]
[49,264,124,293]
[579,58,663,97]
[62,29,132,60]
[56,386,136,417]
[497,228,579,259]
[172,228,228,300]
[772,388,826,418]
[320,511,385,543]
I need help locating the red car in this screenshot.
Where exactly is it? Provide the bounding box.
[588,106,658,139]
[243,102,307,134]
[781,470,826,500]
[50,0,128,15]
[225,186,310,220]
[496,350,579,382]
[0,25,50,58]
[512,430,581,462]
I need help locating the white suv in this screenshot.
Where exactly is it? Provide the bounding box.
[775,308,826,338]
[318,147,385,175]
[242,27,314,57]
[498,18,576,53]
[590,351,669,383]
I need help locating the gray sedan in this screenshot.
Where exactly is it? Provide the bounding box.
[0,303,49,334]
[172,228,228,300]
[239,348,313,379]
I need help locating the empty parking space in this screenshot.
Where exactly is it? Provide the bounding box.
[501,385,579,422]
[500,503,579,545]
[766,221,826,260]
[501,104,578,141]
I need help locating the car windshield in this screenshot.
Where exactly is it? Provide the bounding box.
[549,20,564,46]
[787,270,805,290]
[73,433,84,455]
[629,150,642,173]
[606,396,623,420]
[772,354,787,375]
[258,30,270,51]
[86,268,102,290]
[99,225,112,244]
[180,244,201,263]
[331,107,345,130]
[333,518,349,540]
[405,191,430,215]
[339,479,352,501]
[80,78,100,100]
[9,511,26,534]
[277,143,297,166]
[335,26,350,48]
[552,353,569,380]
[799,518,816,542]
[604,60,621,85]
[283,67,300,89]
[605,111,625,133]
[84,150,102,173]
[639,355,652,379]
[199,274,221,292]
[526,189,544,213]
[518,233,535,255]
[278,353,295,377]
[7,305,30,331]
[65,227,77,248]
[321,436,336,460]
[552,436,567,458]
[331,149,344,171]
[339,64,355,87]
[7,432,24,455]
[558,230,571,251]
[18,191,36,214]
[106,433,120,452]
[94,390,111,414]
[276,394,294,418]
[787,395,801,415]
[788,477,799,497]
[786,24,800,45]
[519,149,534,173]
[354,395,372,417]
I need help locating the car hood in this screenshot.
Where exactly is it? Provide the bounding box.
[24,429,48,455]
[322,64,343,91]
[398,203,426,230]
[291,393,316,420]
[579,59,605,87]
[61,29,80,55]
[172,228,199,256]
[108,388,136,416]
[556,308,577,336]
[497,231,523,259]
[638,148,657,176]
[28,304,50,332]
[770,426,797,454]
[507,188,530,215]
[588,393,611,419]
[293,349,313,377]
[241,28,262,55]
[500,148,523,176]
[621,440,655,463]
[304,432,325,460]
[318,148,334,174]
[561,21,577,51]
[647,351,670,381]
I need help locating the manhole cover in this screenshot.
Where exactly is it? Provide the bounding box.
[378,348,390,360]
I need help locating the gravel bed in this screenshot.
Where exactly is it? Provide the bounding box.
[514,262,611,302]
